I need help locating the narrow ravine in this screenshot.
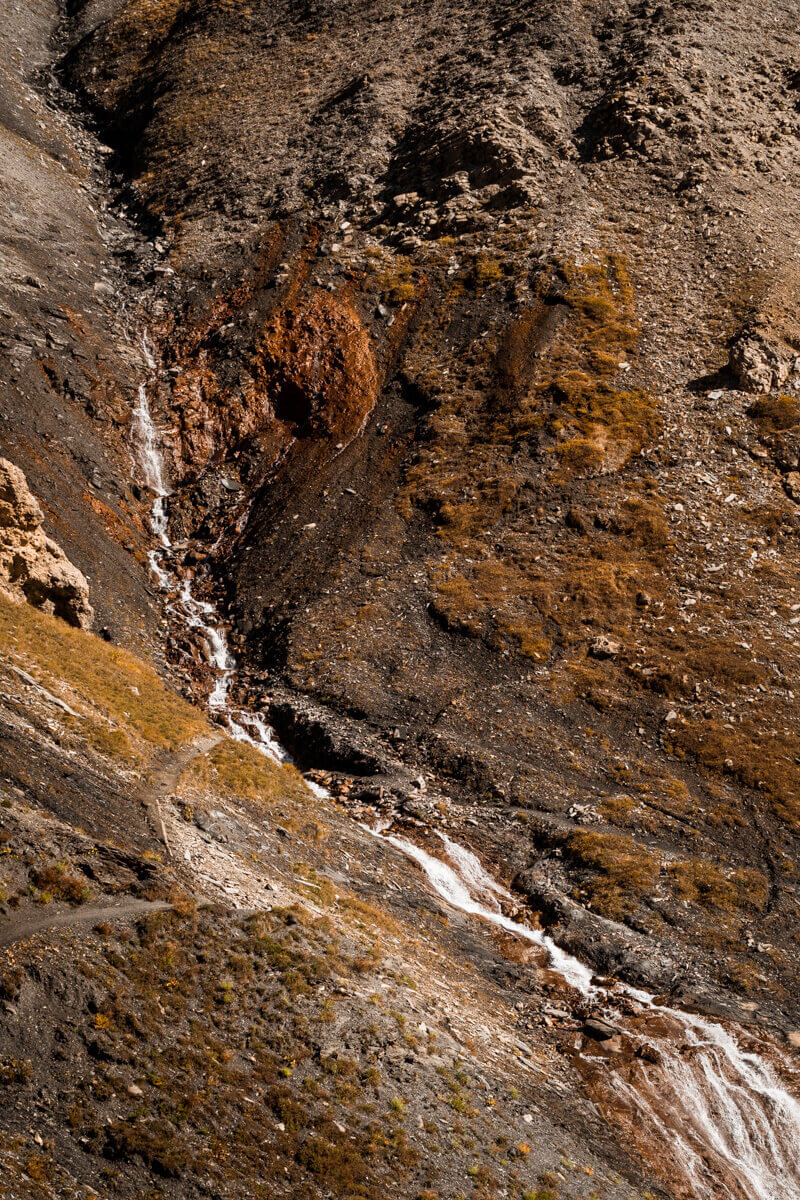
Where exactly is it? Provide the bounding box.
[131,349,800,1200]
[132,342,285,762]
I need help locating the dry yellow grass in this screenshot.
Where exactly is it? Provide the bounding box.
[0,594,208,753]
[188,739,310,808]
[565,830,661,920]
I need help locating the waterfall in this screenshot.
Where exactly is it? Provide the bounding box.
[129,351,285,762]
[372,826,800,1200]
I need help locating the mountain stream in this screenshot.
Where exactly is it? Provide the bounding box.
[131,352,800,1200]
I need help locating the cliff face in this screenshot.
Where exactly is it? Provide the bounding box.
[0,0,161,649]
[2,2,800,1198]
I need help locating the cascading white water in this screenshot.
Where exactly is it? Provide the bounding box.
[624,1006,800,1200]
[373,826,800,1200]
[383,830,595,994]
[131,384,168,505]
[130,383,172,589]
[130,348,285,763]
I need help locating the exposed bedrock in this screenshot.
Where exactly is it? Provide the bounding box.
[0,457,93,629]
[53,0,800,1041]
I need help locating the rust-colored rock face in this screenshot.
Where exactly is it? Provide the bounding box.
[159,288,377,487]
[168,359,224,475]
[256,290,378,439]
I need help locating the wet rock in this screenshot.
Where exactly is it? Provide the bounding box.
[0,458,93,629]
[399,796,435,821]
[268,693,392,774]
[513,868,573,927]
[635,1042,663,1064]
[351,784,387,806]
[516,868,680,993]
[583,1016,621,1042]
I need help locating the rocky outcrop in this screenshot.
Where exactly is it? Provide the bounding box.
[729,269,800,393]
[256,290,379,439]
[156,287,379,496]
[729,332,796,394]
[0,458,93,628]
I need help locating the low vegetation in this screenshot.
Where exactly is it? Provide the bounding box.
[189,739,310,809]
[0,896,602,1199]
[564,831,660,920]
[0,593,208,755]
[30,861,92,906]
[393,251,666,665]
[748,394,800,431]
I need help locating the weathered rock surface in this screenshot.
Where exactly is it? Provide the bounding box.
[0,0,160,649]
[0,458,93,628]
[730,333,792,394]
[729,268,800,393]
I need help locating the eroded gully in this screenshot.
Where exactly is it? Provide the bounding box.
[131,344,800,1200]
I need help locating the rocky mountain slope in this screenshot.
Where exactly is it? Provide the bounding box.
[2,1,800,1198]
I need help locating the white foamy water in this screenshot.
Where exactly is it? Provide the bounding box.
[373,826,800,1200]
[129,350,285,763]
[131,384,168,502]
[435,830,595,994]
[637,1010,800,1200]
[131,383,172,590]
[226,709,287,761]
[374,826,597,1001]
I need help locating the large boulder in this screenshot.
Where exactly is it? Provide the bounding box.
[0,458,93,629]
[728,270,800,393]
[729,332,793,394]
